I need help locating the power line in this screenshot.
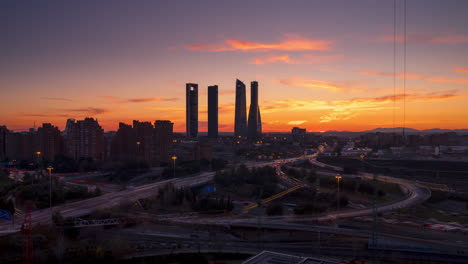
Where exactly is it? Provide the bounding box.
[403,0,407,140]
[393,0,396,125]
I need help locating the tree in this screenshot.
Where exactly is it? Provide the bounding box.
[200,158,210,171]
[339,195,349,208]
[94,187,102,197]
[294,202,327,215]
[266,203,283,216]
[0,198,14,213]
[343,166,358,175]
[358,181,374,195]
[211,158,228,171]
[52,155,78,173]
[52,210,65,225]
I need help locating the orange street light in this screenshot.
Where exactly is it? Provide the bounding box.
[171,156,177,178]
[36,151,42,172]
[47,166,54,223]
[335,175,342,214]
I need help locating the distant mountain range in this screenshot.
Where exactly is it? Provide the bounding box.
[321,127,468,137]
[192,128,468,137]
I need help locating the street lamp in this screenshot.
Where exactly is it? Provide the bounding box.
[171,156,177,178]
[36,151,41,168]
[47,166,54,223]
[136,141,141,171]
[136,141,141,160]
[335,175,342,213]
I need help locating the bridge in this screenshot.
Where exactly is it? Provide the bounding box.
[243,185,302,211]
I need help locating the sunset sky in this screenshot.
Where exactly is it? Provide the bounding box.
[1,0,468,132]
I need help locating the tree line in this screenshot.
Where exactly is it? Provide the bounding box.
[214,165,279,199]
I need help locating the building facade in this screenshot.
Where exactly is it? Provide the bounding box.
[154,120,174,165]
[186,83,198,138]
[133,120,155,163]
[208,85,218,138]
[0,126,7,161]
[5,130,36,162]
[247,81,262,140]
[65,118,105,161]
[291,127,306,144]
[110,123,134,162]
[36,123,64,161]
[234,79,247,138]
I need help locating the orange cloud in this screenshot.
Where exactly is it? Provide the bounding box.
[454,67,468,73]
[287,120,307,125]
[275,77,364,93]
[186,35,332,52]
[18,113,71,118]
[101,96,178,104]
[128,97,178,103]
[218,104,235,113]
[378,34,468,44]
[65,107,111,115]
[251,54,343,65]
[359,71,468,84]
[145,106,184,111]
[262,90,465,123]
[252,54,293,64]
[320,111,357,123]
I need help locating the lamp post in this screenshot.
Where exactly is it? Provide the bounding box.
[136,141,141,160]
[171,156,177,178]
[47,166,54,223]
[36,151,41,169]
[335,175,342,212]
[136,141,141,172]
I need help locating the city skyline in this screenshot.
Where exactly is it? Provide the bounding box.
[1,1,468,132]
[2,2,468,263]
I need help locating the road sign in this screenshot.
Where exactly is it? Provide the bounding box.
[204,186,216,193]
[0,209,12,221]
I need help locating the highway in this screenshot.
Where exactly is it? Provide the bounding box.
[0,157,429,235]
[0,173,212,234]
[0,161,275,234]
[308,158,432,220]
[116,227,468,263]
[173,157,430,225]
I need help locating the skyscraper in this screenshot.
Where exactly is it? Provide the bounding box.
[234,79,247,138]
[248,81,262,140]
[186,83,198,138]
[208,85,218,138]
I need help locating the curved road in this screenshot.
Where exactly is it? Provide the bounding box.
[0,158,430,234]
[172,157,430,225]
[0,161,274,234]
